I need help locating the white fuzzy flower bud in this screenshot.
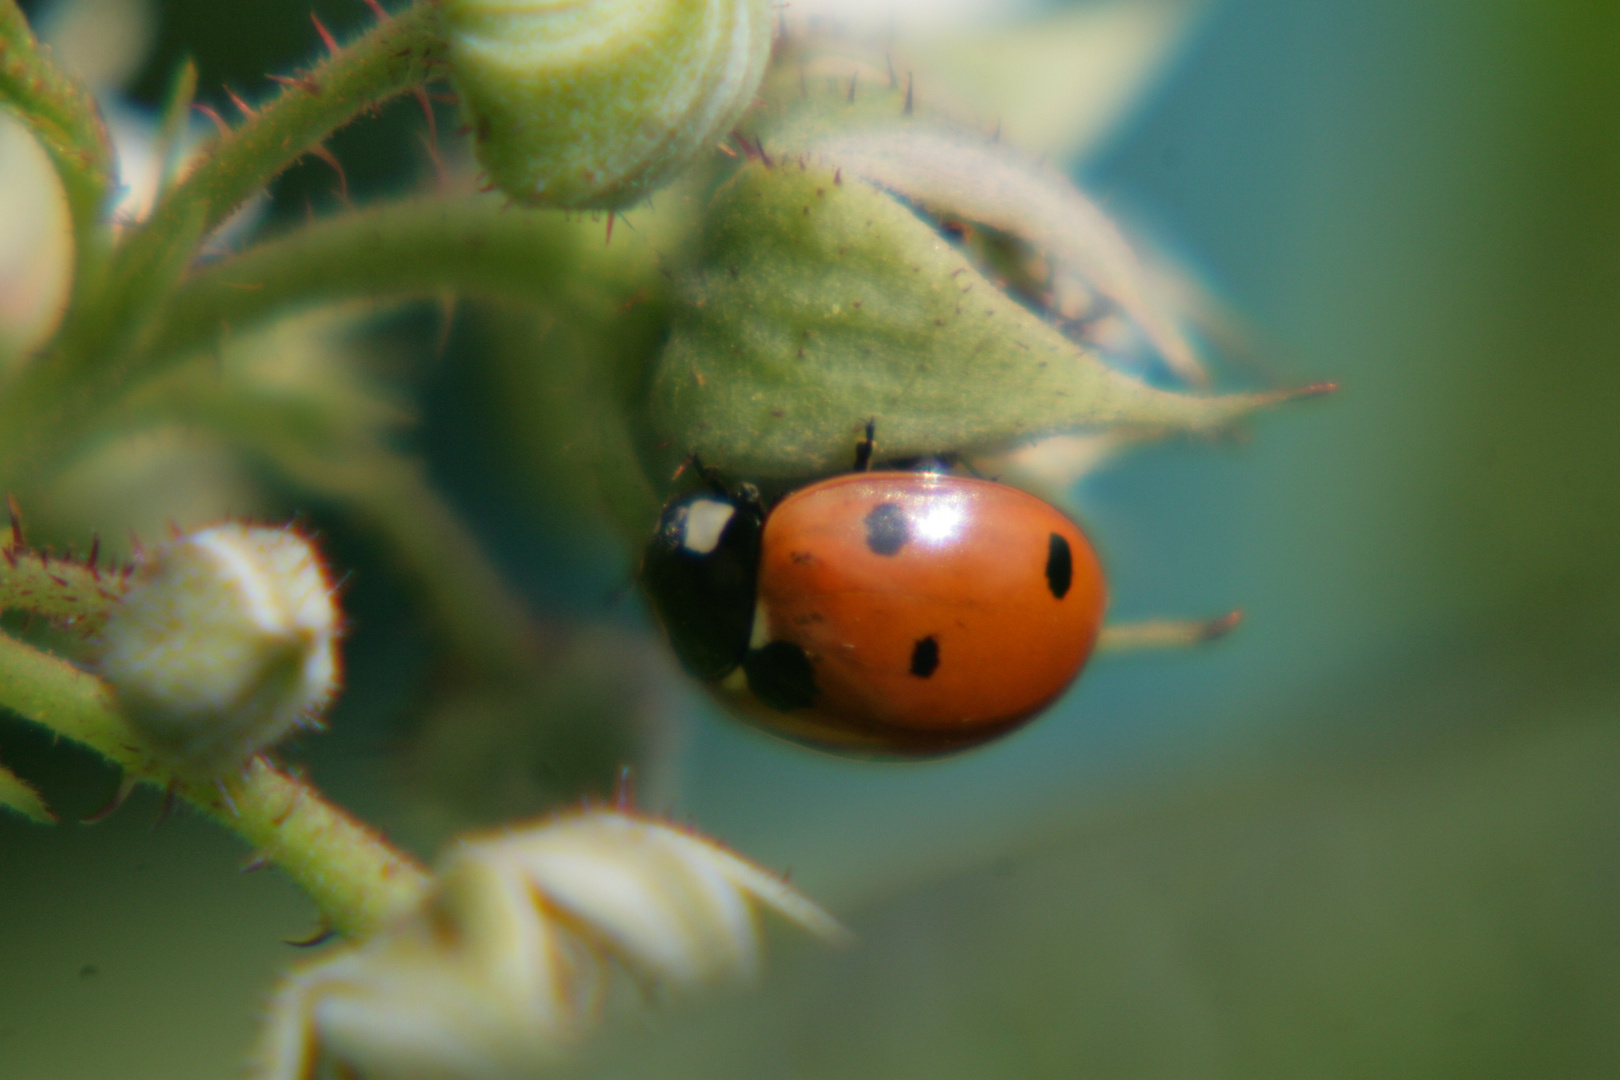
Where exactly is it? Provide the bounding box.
[98,523,340,778]
[443,0,773,208]
[253,808,848,1080]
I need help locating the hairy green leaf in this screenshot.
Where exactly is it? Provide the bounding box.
[646,160,1306,482]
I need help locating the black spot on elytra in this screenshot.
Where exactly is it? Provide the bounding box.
[744,641,818,711]
[1046,533,1073,599]
[910,636,939,678]
[864,503,909,555]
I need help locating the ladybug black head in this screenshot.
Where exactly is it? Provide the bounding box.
[640,491,764,682]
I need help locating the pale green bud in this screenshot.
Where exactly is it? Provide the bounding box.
[443,0,773,209]
[98,524,340,779]
[254,809,848,1080]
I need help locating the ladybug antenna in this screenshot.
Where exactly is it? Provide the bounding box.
[681,453,730,495]
[854,418,876,471]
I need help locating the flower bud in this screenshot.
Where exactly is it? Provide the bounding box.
[0,110,73,367]
[443,0,773,208]
[442,808,853,992]
[647,158,1315,482]
[98,523,340,778]
[254,808,847,1080]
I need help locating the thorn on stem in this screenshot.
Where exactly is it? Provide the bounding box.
[307,144,351,206]
[152,784,179,829]
[192,102,230,137]
[223,86,257,118]
[411,84,439,144]
[268,72,322,95]
[285,924,338,948]
[82,774,138,824]
[311,12,340,55]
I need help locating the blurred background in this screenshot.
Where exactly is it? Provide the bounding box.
[2,0,1618,1077]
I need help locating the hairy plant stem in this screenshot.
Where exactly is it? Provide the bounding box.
[0,0,447,485]
[0,630,431,936]
[150,2,447,244]
[150,196,588,364]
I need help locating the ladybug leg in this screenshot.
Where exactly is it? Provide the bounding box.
[674,452,728,494]
[1097,611,1243,653]
[853,418,877,471]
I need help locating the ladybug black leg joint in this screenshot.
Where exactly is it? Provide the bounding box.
[853,418,877,471]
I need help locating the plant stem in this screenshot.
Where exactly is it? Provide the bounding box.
[0,539,131,633]
[0,630,430,936]
[2,196,593,484]
[149,196,585,365]
[154,1,446,240]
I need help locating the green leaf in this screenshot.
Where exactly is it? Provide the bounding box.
[8,199,208,453]
[800,127,1206,385]
[0,757,53,823]
[645,160,1311,482]
[757,34,1210,386]
[152,57,198,194]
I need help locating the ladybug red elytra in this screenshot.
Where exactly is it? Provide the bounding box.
[641,428,1107,757]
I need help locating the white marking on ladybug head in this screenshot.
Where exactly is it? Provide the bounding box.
[681,498,736,555]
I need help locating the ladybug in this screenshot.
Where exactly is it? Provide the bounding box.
[641,427,1107,757]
